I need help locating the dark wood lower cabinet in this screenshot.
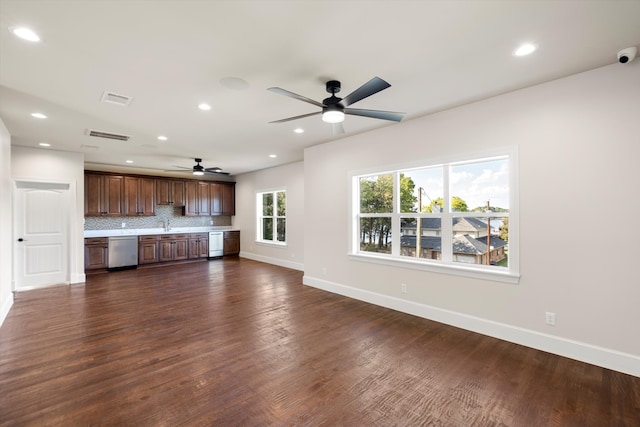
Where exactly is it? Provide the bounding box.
[138,235,159,265]
[188,233,209,259]
[159,235,189,262]
[223,231,240,256]
[84,238,109,270]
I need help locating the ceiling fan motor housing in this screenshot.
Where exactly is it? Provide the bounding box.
[326,80,341,94]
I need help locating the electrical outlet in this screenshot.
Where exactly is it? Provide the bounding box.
[401,283,407,294]
[545,312,556,326]
[322,267,327,276]
[121,222,126,228]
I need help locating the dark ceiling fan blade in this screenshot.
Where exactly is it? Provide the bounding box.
[340,77,391,107]
[344,108,405,122]
[268,87,324,108]
[332,122,345,136]
[205,170,230,176]
[269,111,321,123]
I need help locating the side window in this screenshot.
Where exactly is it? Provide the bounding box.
[257,189,286,244]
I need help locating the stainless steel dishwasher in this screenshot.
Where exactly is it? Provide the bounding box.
[108,235,138,270]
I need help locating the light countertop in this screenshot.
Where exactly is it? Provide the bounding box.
[84,227,239,238]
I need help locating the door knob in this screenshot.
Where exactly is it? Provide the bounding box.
[17,238,25,242]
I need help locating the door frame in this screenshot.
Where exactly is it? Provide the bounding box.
[12,178,80,291]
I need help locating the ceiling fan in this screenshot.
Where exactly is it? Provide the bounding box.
[268,76,406,135]
[166,158,230,176]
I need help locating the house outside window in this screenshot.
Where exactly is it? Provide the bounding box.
[257,189,286,245]
[351,150,518,283]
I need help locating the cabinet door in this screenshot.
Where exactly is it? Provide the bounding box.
[104,175,124,216]
[197,182,210,216]
[156,179,171,205]
[223,231,240,255]
[184,181,199,216]
[175,239,189,260]
[125,177,155,216]
[158,240,175,262]
[222,183,235,216]
[210,183,222,215]
[123,176,140,216]
[85,174,104,216]
[85,238,109,269]
[138,241,159,264]
[198,236,209,258]
[172,180,185,206]
[139,178,156,215]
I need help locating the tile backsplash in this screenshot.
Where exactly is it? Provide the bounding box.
[84,205,232,230]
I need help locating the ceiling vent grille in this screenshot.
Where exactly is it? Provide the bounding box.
[85,129,131,141]
[101,91,133,106]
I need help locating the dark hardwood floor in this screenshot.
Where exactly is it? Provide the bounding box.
[1,258,638,426]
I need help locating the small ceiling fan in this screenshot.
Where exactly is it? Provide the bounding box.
[268,76,405,135]
[166,158,230,176]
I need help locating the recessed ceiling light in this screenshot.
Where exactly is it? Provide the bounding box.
[31,112,47,119]
[10,27,40,42]
[294,128,304,134]
[514,43,537,56]
[157,135,168,141]
[269,154,277,158]
[198,103,211,111]
[125,160,134,164]
[38,142,51,147]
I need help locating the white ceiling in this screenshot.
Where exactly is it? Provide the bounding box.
[1,0,639,178]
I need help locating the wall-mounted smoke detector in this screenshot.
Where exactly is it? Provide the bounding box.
[85,129,131,141]
[100,91,133,106]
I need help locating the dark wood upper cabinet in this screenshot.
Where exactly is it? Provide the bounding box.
[85,173,124,216]
[85,171,234,217]
[124,177,156,216]
[211,182,235,216]
[156,179,185,206]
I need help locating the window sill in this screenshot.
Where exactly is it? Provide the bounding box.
[348,253,520,284]
[255,240,288,248]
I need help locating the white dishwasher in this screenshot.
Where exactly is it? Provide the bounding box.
[209,231,224,258]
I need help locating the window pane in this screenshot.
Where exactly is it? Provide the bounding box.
[450,158,509,212]
[400,217,441,259]
[262,193,273,216]
[360,174,393,213]
[451,217,507,268]
[262,218,273,240]
[276,218,286,242]
[399,167,443,213]
[277,192,286,216]
[359,217,392,254]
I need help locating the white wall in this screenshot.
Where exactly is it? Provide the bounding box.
[11,146,85,284]
[0,119,13,326]
[303,63,640,376]
[235,161,304,270]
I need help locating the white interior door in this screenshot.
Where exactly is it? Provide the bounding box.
[14,181,69,290]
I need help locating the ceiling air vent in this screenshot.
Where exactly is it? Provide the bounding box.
[85,129,131,141]
[100,91,133,106]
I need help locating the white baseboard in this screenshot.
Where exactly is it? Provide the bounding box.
[0,292,14,327]
[239,251,304,271]
[71,272,86,284]
[303,275,640,378]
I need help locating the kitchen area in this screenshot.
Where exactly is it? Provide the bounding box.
[84,171,240,273]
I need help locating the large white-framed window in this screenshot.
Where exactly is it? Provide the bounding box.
[350,148,519,283]
[256,189,287,245]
